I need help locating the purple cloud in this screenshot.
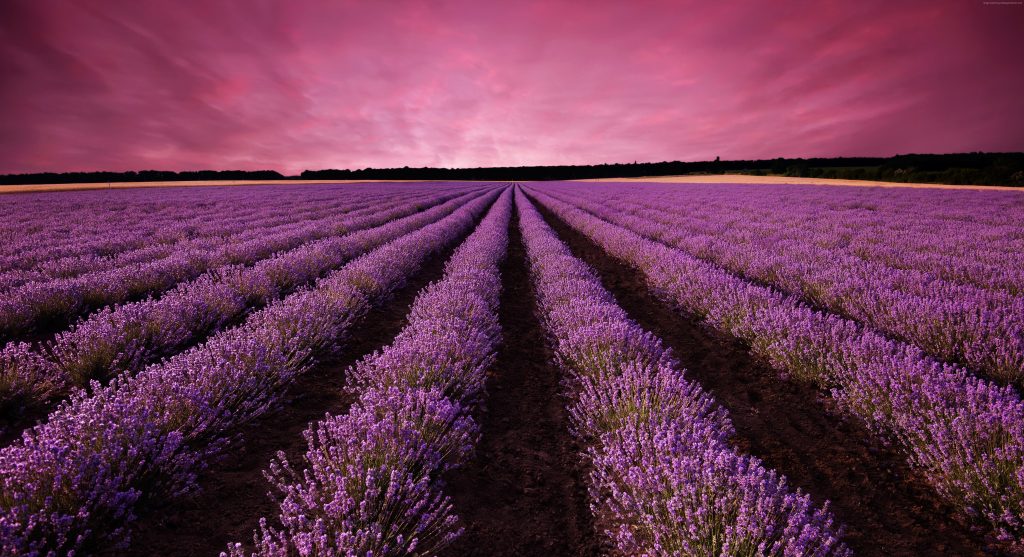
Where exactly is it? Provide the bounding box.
[1,0,1022,174]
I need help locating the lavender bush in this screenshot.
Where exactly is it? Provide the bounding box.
[595,420,847,556]
[234,388,473,557]
[0,188,500,556]
[0,187,473,340]
[0,187,381,290]
[516,189,849,556]
[540,183,1024,385]
[529,185,1024,544]
[0,189,483,426]
[0,183,471,290]
[226,189,511,556]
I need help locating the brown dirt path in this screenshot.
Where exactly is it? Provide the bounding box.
[532,197,996,557]
[115,232,470,557]
[442,209,603,557]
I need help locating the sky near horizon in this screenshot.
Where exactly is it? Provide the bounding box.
[1,1,1022,175]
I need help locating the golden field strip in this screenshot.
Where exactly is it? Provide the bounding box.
[0,179,427,195]
[1,174,1020,194]
[579,174,1023,191]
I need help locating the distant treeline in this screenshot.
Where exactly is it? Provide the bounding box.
[0,169,286,185]
[3,152,1023,186]
[301,153,1024,186]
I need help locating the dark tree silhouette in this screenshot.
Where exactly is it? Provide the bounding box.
[2,153,1023,187]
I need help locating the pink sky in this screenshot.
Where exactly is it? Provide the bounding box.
[1,0,1022,175]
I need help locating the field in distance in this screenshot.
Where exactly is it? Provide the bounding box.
[579,173,1024,191]
[1,180,1022,556]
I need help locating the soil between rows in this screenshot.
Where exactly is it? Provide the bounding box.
[560,193,1021,393]
[530,195,995,556]
[442,208,603,557]
[113,221,474,557]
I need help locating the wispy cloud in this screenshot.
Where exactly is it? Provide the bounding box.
[1,0,1021,174]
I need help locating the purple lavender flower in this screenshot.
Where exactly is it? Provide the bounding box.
[592,420,847,557]
[515,189,849,555]
[226,189,512,557]
[0,187,501,555]
[0,189,483,422]
[528,184,1024,544]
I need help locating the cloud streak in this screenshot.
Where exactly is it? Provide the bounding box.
[1,0,1022,174]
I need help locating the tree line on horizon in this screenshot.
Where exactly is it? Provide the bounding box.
[2,152,1023,187]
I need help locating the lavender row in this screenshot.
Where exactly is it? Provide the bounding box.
[515,189,848,555]
[0,184,391,270]
[0,188,500,556]
[0,186,415,291]
[0,189,350,282]
[0,188,399,334]
[0,183,462,261]
[0,183,473,285]
[226,188,512,556]
[563,182,1024,294]
[0,189,484,435]
[540,184,1024,384]
[0,190,271,263]
[528,187,1024,545]
[0,187,477,340]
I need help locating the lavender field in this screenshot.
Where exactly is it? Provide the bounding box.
[1,181,1022,556]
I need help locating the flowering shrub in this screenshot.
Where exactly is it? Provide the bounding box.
[516,190,848,556]
[541,183,1024,385]
[227,189,511,556]
[0,188,467,339]
[0,188,500,555]
[530,185,1024,544]
[0,189,479,424]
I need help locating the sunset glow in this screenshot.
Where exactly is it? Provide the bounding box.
[1,0,1022,174]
